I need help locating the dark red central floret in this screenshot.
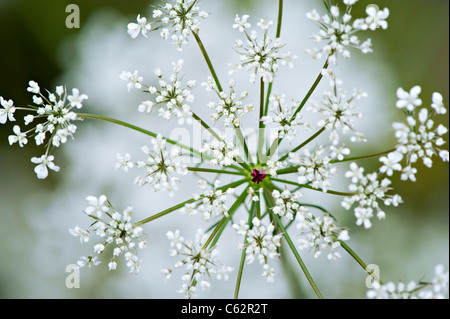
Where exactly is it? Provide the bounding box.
[251,168,266,184]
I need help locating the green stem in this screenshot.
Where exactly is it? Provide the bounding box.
[329,148,397,164]
[187,167,245,176]
[278,126,326,162]
[192,29,252,166]
[272,213,324,299]
[77,113,202,157]
[270,177,358,197]
[234,201,255,299]
[205,186,250,249]
[338,239,381,284]
[257,78,265,164]
[276,0,283,38]
[267,57,330,158]
[135,178,249,226]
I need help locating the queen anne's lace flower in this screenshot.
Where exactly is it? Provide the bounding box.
[308,83,366,145]
[70,195,147,273]
[202,77,253,127]
[1,81,87,179]
[271,188,303,220]
[261,93,309,142]
[306,3,388,64]
[117,134,187,197]
[161,228,233,298]
[289,145,338,192]
[296,209,349,260]
[392,86,448,170]
[230,16,292,83]
[191,180,235,221]
[127,60,195,125]
[201,131,240,167]
[342,162,403,228]
[134,0,209,50]
[233,217,282,282]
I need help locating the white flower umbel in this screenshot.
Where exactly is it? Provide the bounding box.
[305,2,388,64]
[289,145,338,192]
[392,86,448,170]
[271,188,303,220]
[233,217,282,282]
[191,180,235,221]
[308,81,366,145]
[261,93,309,142]
[117,134,188,197]
[296,209,349,260]
[70,195,147,274]
[367,264,449,299]
[1,81,87,179]
[202,77,253,127]
[162,228,233,299]
[342,163,402,228]
[130,0,208,50]
[230,16,291,83]
[201,131,240,167]
[124,60,195,125]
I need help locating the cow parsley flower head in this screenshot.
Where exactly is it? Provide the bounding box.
[126,60,195,125]
[392,87,448,170]
[117,134,188,196]
[191,179,235,221]
[262,93,310,142]
[233,217,282,282]
[308,81,366,145]
[1,81,87,179]
[162,228,233,298]
[134,0,209,50]
[296,209,350,260]
[230,15,290,83]
[202,77,254,127]
[70,196,147,273]
[342,163,403,228]
[306,2,388,64]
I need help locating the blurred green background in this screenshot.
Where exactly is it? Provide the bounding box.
[0,0,448,298]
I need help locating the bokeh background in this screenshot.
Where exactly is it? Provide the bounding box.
[0,0,448,298]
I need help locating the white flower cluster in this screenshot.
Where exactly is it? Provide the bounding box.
[308,82,366,145]
[271,188,303,220]
[392,86,448,174]
[127,0,208,50]
[116,134,188,197]
[342,162,402,228]
[367,264,449,299]
[191,180,235,221]
[202,77,254,127]
[305,2,389,64]
[201,132,240,167]
[161,229,233,298]
[230,15,293,83]
[69,195,147,273]
[1,81,88,179]
[122,60,196,125]
[233,217,282,282]
[261,94,309,142]
[296,210,349,260]
[289,145,338,192]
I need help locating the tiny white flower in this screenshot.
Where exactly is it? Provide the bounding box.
[30,154,60,179]
[127,14,152,39]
